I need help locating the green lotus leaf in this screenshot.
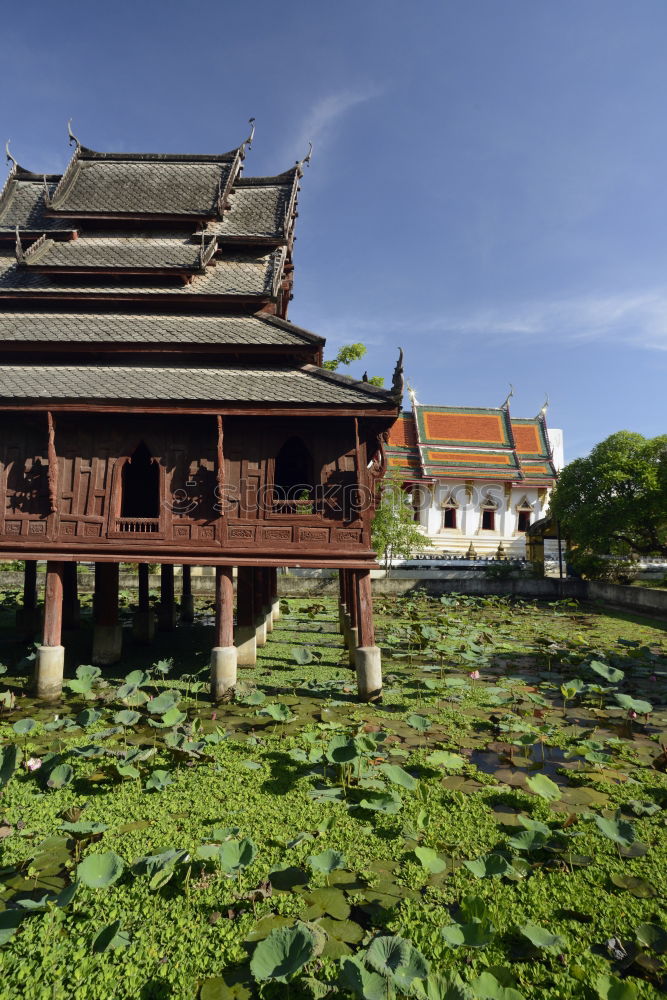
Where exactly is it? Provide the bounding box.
[60,821,109,837]
[12,718,36,735]
[635,922,667,953]
[595,974,637,1000]
[414,846,448,874]
[250,922,315,983]
[0,744,20,791]
[525,773,561,802]
[75,709,102,728]
[426,750,465,770]
[146,691,180,715]
[406,714,432,732]
[594,815,636,847]
[0,910,23,946]
[472,971,525,1000]
[46,763,74,790]
[519,922,566,952]
[260,703,293,722]
[338,955,388,1000]
[464,853,516,879]
[379,764,418,791]
[219,837,257,873]
[113,709,141,726]
[613,693,652,715]
[124,669,149,686]
[588,661,624,684]
[358,790,403,815]
[145,769,173,792]
[92,919,131,953]
[77,850,125,889]
[309,848,346,874]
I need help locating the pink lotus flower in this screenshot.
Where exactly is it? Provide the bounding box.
[24,757,42,772]
[650,675,657,682]
[211,712,217,722]
[628,710,638,720]
[469,670,480,681]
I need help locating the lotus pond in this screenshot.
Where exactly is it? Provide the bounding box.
[0,590,666,1000]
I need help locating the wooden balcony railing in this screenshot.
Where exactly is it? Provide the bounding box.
[115,517,160,534]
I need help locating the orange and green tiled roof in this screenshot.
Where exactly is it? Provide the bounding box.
[385,405,557,484]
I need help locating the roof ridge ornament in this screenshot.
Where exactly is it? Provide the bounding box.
[67,119,80,149]
[500,383,514,409]
[537,393,549,419]
[407,382,419,408]
[5,140,18,171]
[391,347,404,403]
[296,141,313,175]
[243,117,256,152]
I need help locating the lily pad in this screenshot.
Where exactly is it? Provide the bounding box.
[76,851,125,889]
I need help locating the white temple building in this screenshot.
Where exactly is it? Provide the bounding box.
[385,392,564,558]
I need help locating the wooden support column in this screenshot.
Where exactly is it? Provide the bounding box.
[62,562,80,630]
[17,560,40,638]
[269,567,281,623]
[211,566,236,699]
[352,569,382,702]
[346,569,359,666]
[138,563,150,611]
[93,562,123,665]
[180,564,195,623]
[43,561,64,647]
[253,567,268,647]
[133,563,155,644]
[34,561,64,700]
[338,568,347,634]
[235,566,256,666]
[158,563,177,631]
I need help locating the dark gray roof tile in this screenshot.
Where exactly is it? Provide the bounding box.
[0,248,281,298]
[0,311,322,347]
[0,179,74,233]
[50,159,234,216]
[0,364,391,405]
[22,234,215,272]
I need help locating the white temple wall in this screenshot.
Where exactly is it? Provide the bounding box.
[416,479,553,557]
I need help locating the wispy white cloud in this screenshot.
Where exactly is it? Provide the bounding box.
[287,86,383,163]
[306,290,667,353]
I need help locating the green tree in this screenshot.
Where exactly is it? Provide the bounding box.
[322,343,385,387]
[549,431,667,558]
[372,478,432,575]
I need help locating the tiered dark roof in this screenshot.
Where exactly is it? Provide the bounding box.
[0,131,400,412]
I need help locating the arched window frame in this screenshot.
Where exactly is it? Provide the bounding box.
[108,443,167,538]
[269,435,319,517]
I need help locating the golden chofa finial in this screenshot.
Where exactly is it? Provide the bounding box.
[537,394,550,419]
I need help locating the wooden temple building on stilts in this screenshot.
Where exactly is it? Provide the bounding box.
[0,126,401,701]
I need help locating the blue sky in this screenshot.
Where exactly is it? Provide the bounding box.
[3,0,666,459]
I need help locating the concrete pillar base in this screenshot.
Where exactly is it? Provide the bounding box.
[180,594,195,624]
[265,608,274,634]
[158,604,178,632]
[210,646,237,700]
[255,618,267,647]
[355,646,383,702]
[16,607,42,639]
[132,609,156,645]
[235,625,257,666]
[348,626,359,666]
[92,624,123,666]
[34,645,65,701]
[271,599,281,623]
[338,601,347,634]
